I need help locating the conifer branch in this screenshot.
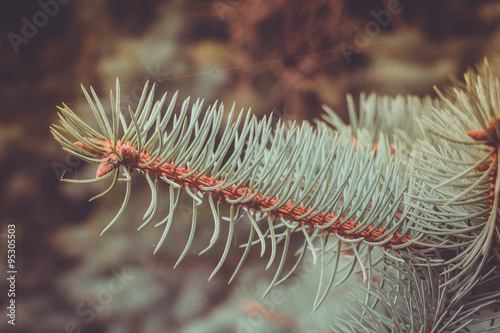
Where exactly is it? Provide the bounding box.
[51,79,420,310]
[333,252,500,332]
[51,58,500,322]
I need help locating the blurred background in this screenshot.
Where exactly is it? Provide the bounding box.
[1,0,500,332]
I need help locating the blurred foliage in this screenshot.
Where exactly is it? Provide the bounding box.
[2,0,500,332]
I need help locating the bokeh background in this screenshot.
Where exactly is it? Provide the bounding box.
[2,1,500,332]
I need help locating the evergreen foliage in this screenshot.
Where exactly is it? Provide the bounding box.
[52,58,500,331]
